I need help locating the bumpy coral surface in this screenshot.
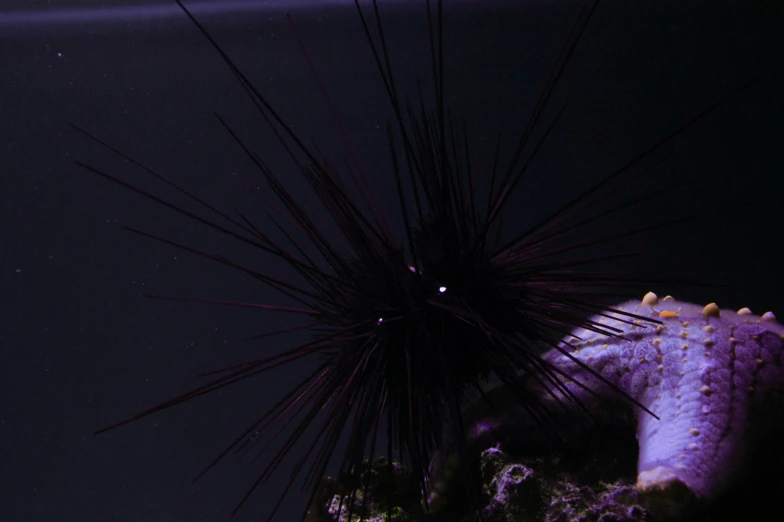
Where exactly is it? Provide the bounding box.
[542,294,784,515]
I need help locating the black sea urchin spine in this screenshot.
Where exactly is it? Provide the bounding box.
[74,0,750,520]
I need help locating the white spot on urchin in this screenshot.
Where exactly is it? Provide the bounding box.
[737,307,752,315]
[689,428,701,436]
[761,311,776,321]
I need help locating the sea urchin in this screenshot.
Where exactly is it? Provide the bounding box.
[73,0,748,520]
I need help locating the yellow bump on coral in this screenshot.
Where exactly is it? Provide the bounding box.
[660,310,679,319]
[702,325,715,334]
[702,302,721,317]
[681,320,689,327]
[663,295,675,302]
[657,364,664,373]
[655,325,665,334]
[686,443,698,451]
[689,428,700,436]
[633,320,642,326]
[703,338,715,346]
[653,338,662,347]
[681,344,689,351]
[680,331,689,339]
[700,385,711,396]
[761,311,776,321]
[729,337,737,345]
[642,291,659,306]
[737,307,752,315]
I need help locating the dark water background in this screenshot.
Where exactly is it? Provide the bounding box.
[1,0,783,520]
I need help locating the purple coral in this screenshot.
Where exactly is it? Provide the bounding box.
[543,293,784,516]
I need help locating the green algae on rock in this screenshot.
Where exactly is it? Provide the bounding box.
[306,457,419,522]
